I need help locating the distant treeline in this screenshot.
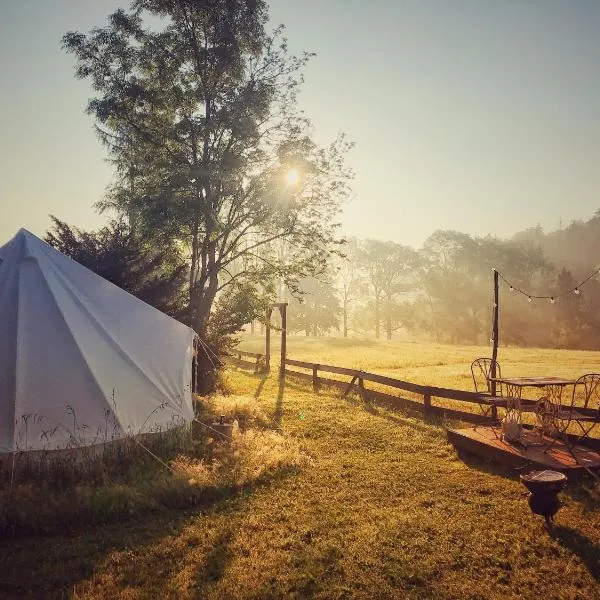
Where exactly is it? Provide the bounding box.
[279,211,600,350]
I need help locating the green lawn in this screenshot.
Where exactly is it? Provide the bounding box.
[1,339,599,599]
[238,334,600,388]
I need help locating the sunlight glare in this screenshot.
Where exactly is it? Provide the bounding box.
[285,168,300,186]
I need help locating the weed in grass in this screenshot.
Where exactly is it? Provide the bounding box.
[0,399,308,540]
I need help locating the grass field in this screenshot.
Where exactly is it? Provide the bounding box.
[237,334,600,392]
[1,338,599,599]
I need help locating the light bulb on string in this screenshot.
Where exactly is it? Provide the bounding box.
[527,296,533,303]
[550,297,555,304]
[574,288,580,295]
[509,285,514,292]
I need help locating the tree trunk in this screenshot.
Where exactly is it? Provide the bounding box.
[343,296,348,337]
[386,295,392,340]
[374,291,380,339]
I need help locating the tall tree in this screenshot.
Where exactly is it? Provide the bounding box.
[417,230,553,345]
[63,0,352,341]
[334,237,363,337]
[358,240,419,339]
[287,275,340,336]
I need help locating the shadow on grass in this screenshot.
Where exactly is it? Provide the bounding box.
[0,507,196,600]
[254,374,269,399]
[565,480,600,512]
[550,525,600,581]
[0,467,301,600]
[274,375,285,425]
[453,447,526,480]
[193,527,235,595]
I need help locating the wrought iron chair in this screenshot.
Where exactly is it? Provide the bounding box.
[470,358,504,420]
[545,373,600,454]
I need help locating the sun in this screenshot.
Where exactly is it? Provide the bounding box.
[284,168,300,186]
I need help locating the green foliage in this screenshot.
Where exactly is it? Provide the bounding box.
[45,216,187,319]
[207,282,272,348]
[62,0,353,341]
[287,275,341,336]
[357,239,421,339]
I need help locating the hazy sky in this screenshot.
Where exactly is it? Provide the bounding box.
[1,1,600,248]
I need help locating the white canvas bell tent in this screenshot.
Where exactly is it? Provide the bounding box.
[0,228,196,453]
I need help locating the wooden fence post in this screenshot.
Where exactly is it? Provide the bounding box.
[265,307,272,373]
[358,374,367,402]
[424,394,432,417]
[279,303,288,379]
[313,364,319,391]
[491,269,499,397]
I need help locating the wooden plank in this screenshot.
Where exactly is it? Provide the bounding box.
[362,371,491,404]
[319,364,361,377]
[285,358,313,369]
[448,426,600,473]
[285,359,359,377]
[225,356,257,370]
[236,350,264,359]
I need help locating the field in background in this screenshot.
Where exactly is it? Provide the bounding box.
[237,335,600,401]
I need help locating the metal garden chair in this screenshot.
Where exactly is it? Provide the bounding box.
[470,358,505,426]
[545,373,600,454]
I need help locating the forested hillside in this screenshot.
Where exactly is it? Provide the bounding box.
[273,211,600,350]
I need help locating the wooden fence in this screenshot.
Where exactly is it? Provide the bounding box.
[227,352,599,447]
[226,350,266,372]
[283,358,539,425]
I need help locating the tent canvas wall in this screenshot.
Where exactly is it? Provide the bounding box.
[0,229,196,453]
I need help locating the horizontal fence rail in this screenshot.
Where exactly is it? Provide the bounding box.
[282,358,598,425]
[225,350,266,372]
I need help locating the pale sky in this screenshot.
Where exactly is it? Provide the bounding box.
[1,1,600,248]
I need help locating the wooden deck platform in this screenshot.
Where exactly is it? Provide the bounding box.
[447,425,600,474]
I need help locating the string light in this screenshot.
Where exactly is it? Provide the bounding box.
[495,268,599,303]
[490,269,595,348]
